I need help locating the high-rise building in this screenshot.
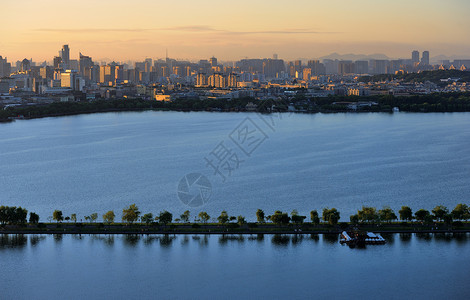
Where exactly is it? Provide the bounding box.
[354,61,369,74]
[0,56,11,77]
[196,73,206,86]
[20,59,31,72]
[210,57,218,67]
[100,65,115,84]
[338,61,354,75]
[421,51,430,65]
[60,45,70,67]
[79,53,93,76]
[307,60,326,75]
[208,73,225,88]
[412,50,420,64]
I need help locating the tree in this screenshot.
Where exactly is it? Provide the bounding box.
[229,216,237,223]
[256,209,265,223]
[217,211,229,224]
[103,211,115,224]
[198,212,210,223]
[357,206,379,223]
[180,210,190,223]
[159,211,173,225]
[350,214,359,225]
[291,214,307,224]
[415,209,430,223]
[378,207,397,223]
[122,204,140,224]
[70,214,77,223]
[451,204,469,221]
[322,208,340,225]
[310,210,320,225]
[90,213,98,223]
[141,213,154,225]
[270,211,290,225]
[52,210,63,223]
[29,212,40,224]
[432,205,448,222]
[237,215,246,226]
[64,216,70,222]
[399,206,413,222]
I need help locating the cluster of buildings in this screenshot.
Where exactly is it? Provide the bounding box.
[1,46,470,106]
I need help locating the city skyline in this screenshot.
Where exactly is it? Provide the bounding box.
[1,0,470,62]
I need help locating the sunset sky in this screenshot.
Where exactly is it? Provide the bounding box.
[1,0,469,62]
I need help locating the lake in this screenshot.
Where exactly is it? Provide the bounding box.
[1,111,470,221]
[0,233,469,299]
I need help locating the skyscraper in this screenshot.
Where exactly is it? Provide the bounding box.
[412,50,420,64]
[421,51,430,65]
[60,45,70,67]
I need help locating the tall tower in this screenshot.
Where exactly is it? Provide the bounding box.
[210,57,218,67]
[411,50,420,64]
[421,51,430,65]
[60,45,70,68]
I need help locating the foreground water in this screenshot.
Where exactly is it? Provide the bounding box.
[1,111,470,220]
[0,233,469,299]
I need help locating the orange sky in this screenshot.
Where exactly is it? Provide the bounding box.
[1,0,469,62]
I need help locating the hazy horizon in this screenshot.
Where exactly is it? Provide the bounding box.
[1,0,470,62]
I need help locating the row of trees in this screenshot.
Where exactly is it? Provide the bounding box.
[5,203,470,226]
[0,206,37,225]
[349,205,470,225]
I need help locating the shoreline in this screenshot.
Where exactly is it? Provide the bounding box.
[2,224,469,235]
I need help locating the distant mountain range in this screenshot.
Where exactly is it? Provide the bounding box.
[318,52,390,61]
[314,53,470,63]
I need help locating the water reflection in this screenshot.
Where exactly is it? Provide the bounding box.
[219,234,245,245]
[247,234,264,242]
[30,235,46,247]
[399,233,412,243]
[323,234,339,244]
[291,234,304,245]
[271,234,290,246]
[53,234,63,243]
[381,233,394,245]
[0,234,28,249]
[123,234,141,246]
[310,234,319,241]
[415,233,432,241]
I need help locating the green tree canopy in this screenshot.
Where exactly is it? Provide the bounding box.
[103,211,115,224]
[198,212,210,223]
[415,209,431,223]
[180,210,190,223]
[399,206,413,222]
[271,211,291,225]
[451,204,469,221]
[256,209,265,223]
[432,205,448,222]
[141,213,154,225]
[310,210,320,225]
[357,206,378,223]
[29,212,39,224]
[322,208,340,225]
[53,210,64,223]
[378,207,397,223]
[217,211,229,224]
[90,213,98,223]
[122,204,140,224]
[159,211,173,225]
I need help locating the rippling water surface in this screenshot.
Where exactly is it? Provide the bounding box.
[1,112,469,220]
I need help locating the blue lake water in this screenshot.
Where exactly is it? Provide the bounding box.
[1,111,470,221]
[0,233,469,299]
